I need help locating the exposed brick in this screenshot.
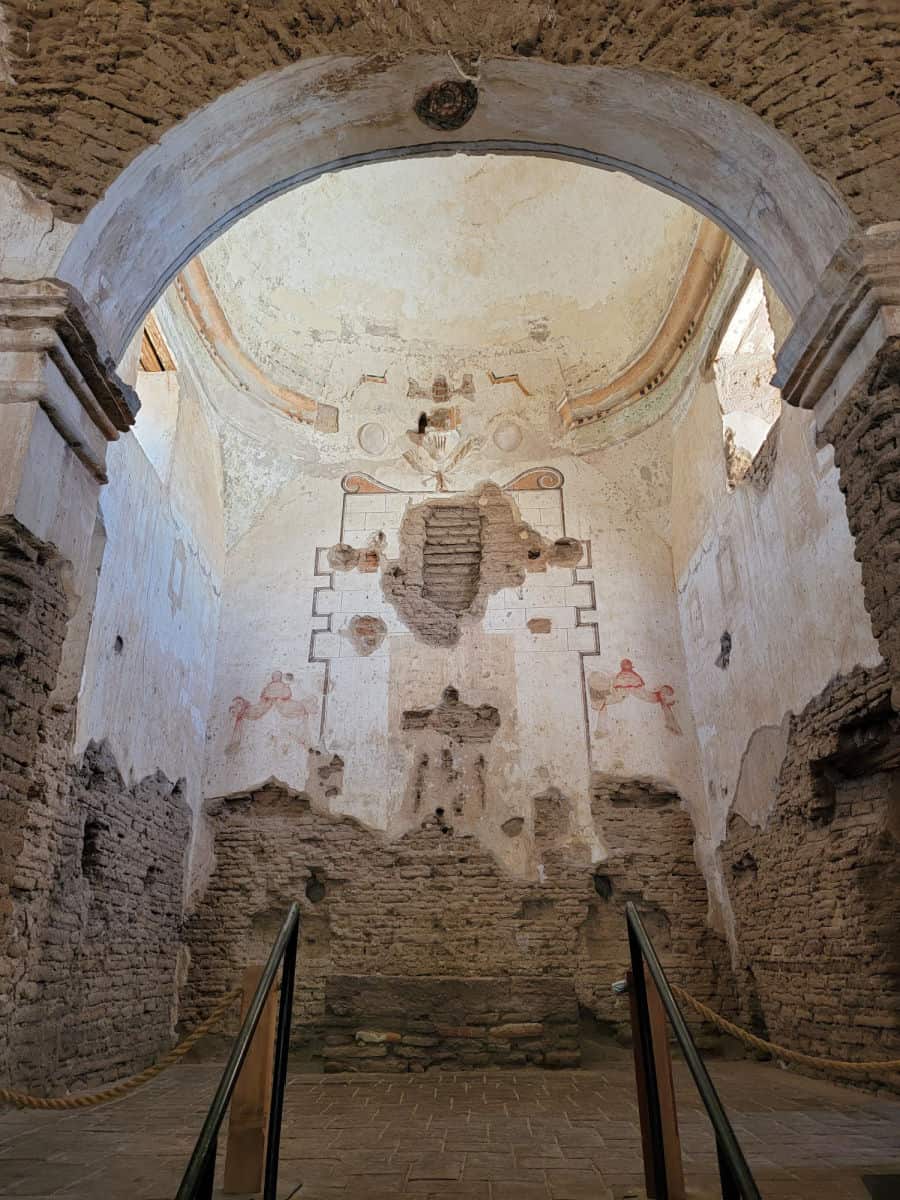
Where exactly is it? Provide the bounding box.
[182,772,731,1072]
[723,664,900,1087]
[0,516,191,1095]
[0,3,897,225]
[826,340,900,699]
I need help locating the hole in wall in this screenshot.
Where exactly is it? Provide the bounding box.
[731,851,757,877]
[305,870,326,904]
[81,818,108,879]
[716,631,732,669]
[113,635,124,654]
[593,873,613,900]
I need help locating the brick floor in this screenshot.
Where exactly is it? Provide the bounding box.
[0,1050,897,1198]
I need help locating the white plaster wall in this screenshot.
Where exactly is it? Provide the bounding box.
[0,174,76,279]
[200,156,700,397]
[75,376,225,822]
[203,439,704,875]
[202,474,329,802]
[132,371,180,482]
[565,452,707,833]
[671,379,881,849]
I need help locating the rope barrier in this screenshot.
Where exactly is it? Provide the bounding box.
[0,988,241,1110]
[4,979,898,1109]
[672,983,900,1075]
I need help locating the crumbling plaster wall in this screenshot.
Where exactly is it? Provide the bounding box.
[668,349,900,1077]
[0,515,192,1093]
[0,188,227,1088]
[75,354,225,845]
[183,773,731,1071]
[721,664,900,1082]
[203,442,705,874]
[672,377,881,856]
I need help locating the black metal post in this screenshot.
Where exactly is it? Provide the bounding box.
[175,902,300,1200]
[626,903,761,1200]
[197,1139,216,1200]
[717,1139,742,1199]
[263,917,299,1200]
[628,918,669,1200]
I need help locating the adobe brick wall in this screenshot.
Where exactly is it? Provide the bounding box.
[826,341,900,701]
[0,516,70,1081]
[722,664,900,1086]
[320,976,580,1072]
[182,774,731,1071]
[0,516,191,1094]
[585,776,736,1030]
[0,2,897,224]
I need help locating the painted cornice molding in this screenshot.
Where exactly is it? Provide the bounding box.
[0,277,138,481]
[176,259,338,430]
[774,224,900,429]
[557,220,731,430]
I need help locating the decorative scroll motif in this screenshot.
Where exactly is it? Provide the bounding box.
[342,467,565,496]
[558,221,731,429]
[503,467,564,492]
[341,473,402,495]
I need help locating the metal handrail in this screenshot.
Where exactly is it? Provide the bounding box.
[626,901,761,1200]
[175,901,300,1200]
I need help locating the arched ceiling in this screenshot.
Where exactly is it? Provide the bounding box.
[158,154,736,455]
[196,155,700,392]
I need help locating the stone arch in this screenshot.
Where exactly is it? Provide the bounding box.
[3,2,897,224]
[56,54,860,363]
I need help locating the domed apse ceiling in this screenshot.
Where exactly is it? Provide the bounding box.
[162,154,733,457]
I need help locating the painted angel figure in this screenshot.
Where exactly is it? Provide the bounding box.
[587,658,682,737]
[226,670,315,751]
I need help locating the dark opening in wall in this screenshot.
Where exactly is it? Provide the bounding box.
[305,871,326,904]
[716,631,732,669]
[81,818,108,879]
[731,850,757,878]
[593,873,613,900]
[113,635,124,654]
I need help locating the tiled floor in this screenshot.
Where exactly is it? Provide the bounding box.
[0,1051,897,1199]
